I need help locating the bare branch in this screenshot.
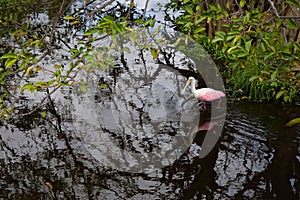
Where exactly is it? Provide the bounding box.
[279,15,300,19]
[267,0,281,18]
[143,0,150,19]
[88,0,115,28]
[267,0,288,44]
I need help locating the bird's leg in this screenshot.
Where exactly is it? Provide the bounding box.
[217,99,221,109]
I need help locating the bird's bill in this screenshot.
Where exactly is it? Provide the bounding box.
[181,79,190,95]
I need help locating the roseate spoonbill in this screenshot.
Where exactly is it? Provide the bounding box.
[182,77,225,110]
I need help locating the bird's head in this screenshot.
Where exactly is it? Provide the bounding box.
[181,77,196,95]
[188,77,195,84]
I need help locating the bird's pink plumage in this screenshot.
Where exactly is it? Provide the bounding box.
[195,88,225,101]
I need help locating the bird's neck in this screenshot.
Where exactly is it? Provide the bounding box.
[191,82,197,95]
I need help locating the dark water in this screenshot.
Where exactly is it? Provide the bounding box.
[0,100,299,199]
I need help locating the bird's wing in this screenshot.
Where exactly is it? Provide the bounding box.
[198,88,225,101]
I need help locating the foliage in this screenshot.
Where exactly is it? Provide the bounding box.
[0,1,157,118]
[166,0,300,103]
[286,117,300,126]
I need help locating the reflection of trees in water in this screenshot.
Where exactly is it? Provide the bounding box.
[0,93,277,199]
[212,115,271,199]
[0,39,225,199]
[81,56,199,172]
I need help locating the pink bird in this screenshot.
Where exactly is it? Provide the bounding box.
[182,77,225,110]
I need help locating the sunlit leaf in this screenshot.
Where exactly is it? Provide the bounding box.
[194,27,205,33]
[276,91,285,99]
[232,35,242,45]
[80,85,87,93]
[226,2,231,10]
[283,95,290,102]
[150,19,156,27]
[22,83,35,93]
[249,76,258,81]
[240,0,246,8]
[135,18,144,24]
[41,111,47,118]
[63,16,75,20]
[100,83,106,89]
[211,37,224,43]
[286,117,300,126]
[245,40,252,52]
[103,15,114,23]
[150,48,159,60]
[227,46,237,53]
[260,70,270,75]
[1,53,18,59]
[45,181,52,187]
[5,58,18,69]
[26,67,33,75]
[70,20,80,26]
[185,5,193,14]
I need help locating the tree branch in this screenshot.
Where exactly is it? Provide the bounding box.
[88,0,115,28]
[267,0,281,18]
[142,0,150,19]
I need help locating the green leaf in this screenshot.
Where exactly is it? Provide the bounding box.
[232,35,242,45]
[276,91,285,99]
[55,70,61,82]
[226,2,231,10]
[226,35,236,42]
[80,85,87,93]
[237,51,249,58]
[286,18,297,29]
[41,111,47,118]
[1,53,18,59]
[212,37,224,43]
[122,47,131,53]
[286,0,300,8]
[195,18,204,25]
[150,19,156,27]
[264,52,276,60]
[174,38,182,47]
[151,48,159,60]
[240,0,246,8]
[194,27,205,33]
[271,70,278,80]
[135,18,144,24]
[228,30,240,35]
[22,83,35,93]
[245,40,252,52]
[84,28,100,36]
[227,46,237,53]
[249,76,258,81]
[103,15,114,23]
[283,95,290,102]
[64,16,75,20]
[286,117,300,126]
[185,5,193,14]
[5,58,18,69]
